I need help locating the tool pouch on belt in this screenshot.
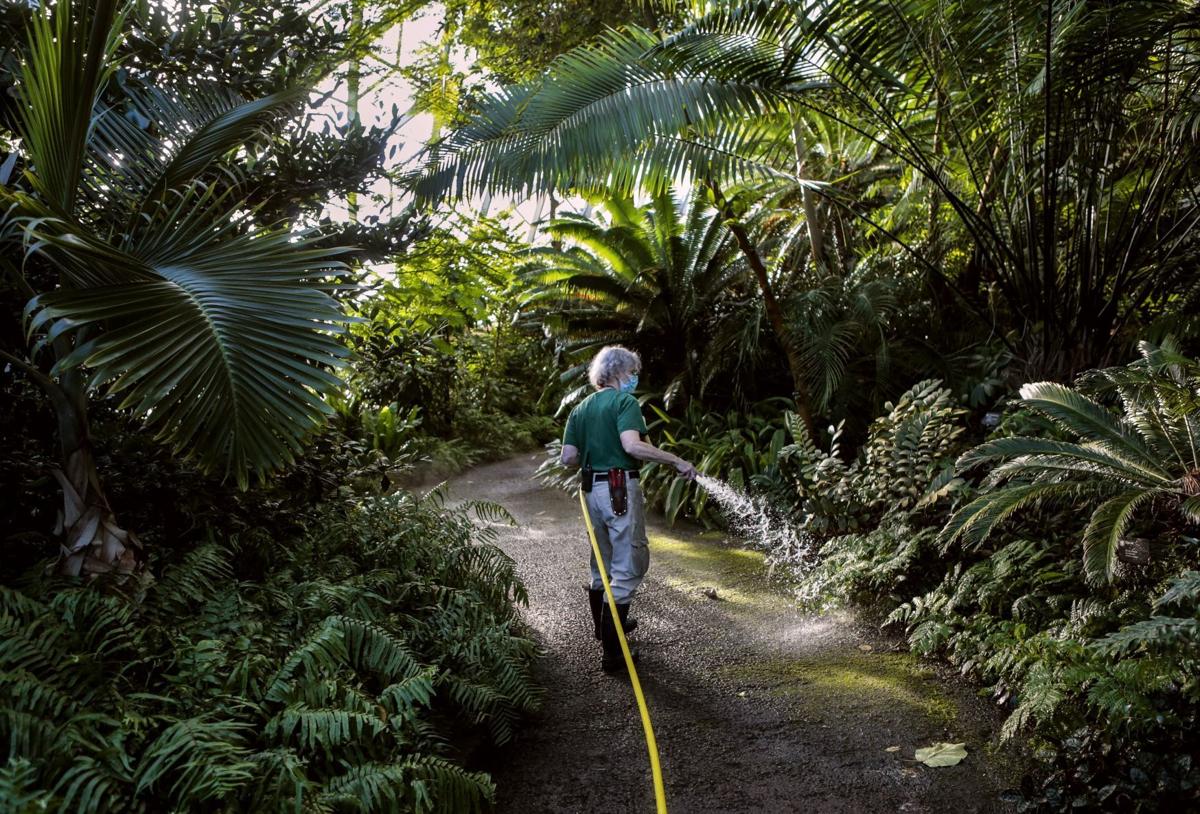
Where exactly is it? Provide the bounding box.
[581,465,594,493]
[607,468,628,516]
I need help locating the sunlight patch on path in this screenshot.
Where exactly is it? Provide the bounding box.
[648,529,792,609]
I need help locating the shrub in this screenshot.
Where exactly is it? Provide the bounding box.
[798,346,1200,810]
[777,379,969,537]
[639,399,793,527]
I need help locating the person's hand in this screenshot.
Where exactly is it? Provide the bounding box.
[675,459,698,481]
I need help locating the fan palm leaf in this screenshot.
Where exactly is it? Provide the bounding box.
[2,0,352,570]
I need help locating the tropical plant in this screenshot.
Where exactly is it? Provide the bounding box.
[0,491,538,811]
[940,340,1200,585]
[522,191,746,407]
[639,399,794,527]
[776,379,969,537]
[0,1,350,573]
[416,0,1200,380]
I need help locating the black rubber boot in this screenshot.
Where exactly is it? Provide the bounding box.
[588,588,604,640]
[589,588,637,641]
[600,602,640,673]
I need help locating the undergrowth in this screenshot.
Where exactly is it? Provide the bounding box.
[0,491,539,812]
[794,345,1200,810]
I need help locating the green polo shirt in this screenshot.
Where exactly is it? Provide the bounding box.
[563,388,648,470]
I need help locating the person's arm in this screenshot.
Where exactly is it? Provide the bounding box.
[621,430,698,480]
[561,410,581,466]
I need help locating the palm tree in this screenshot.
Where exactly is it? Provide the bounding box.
[941,340,1200,585]
[521,190,746,407]
[416,0,1200,381]
[1,0,350,574]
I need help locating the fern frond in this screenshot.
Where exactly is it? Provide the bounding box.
[0,758,48,812]
[265,619,350,703]
[135,717,255,804]
[265,705,388,758]
[1154,570,1200,612]
[1091,617,1200,658]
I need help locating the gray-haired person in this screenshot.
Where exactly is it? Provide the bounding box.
[561,346,698,673]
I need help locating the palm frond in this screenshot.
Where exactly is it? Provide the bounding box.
[23,193,351,487]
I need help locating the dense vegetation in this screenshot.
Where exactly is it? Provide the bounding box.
[4,0,1200,810]
[0,1,556,809]
[429,0,1200,809]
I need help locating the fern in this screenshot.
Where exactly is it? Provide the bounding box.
[0,758,48,813]
[0,491,538,811]
[135,717,257,803]
[265,705,388,758]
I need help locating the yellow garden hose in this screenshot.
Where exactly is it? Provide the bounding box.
[578,488,669,814]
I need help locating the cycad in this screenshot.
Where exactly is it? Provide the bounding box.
[941,341,1200,584]
[522,190,745,407]
[1,1,349,573]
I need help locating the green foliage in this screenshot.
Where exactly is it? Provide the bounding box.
[3,0,352,488]
[779,379,968,536]
[640,399,793,528]
[337,214,563,473]
[444,0,669,83]
[419,0,1200,378]
[941,341,1200,584]
[0,494,538,811]
[522,191,750,407]
[795,347,1200,810]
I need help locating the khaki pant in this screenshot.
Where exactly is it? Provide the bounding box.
[584,479,650,603]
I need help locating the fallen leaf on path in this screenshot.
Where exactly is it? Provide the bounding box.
[914,742,967,767]
[885,746,901,753]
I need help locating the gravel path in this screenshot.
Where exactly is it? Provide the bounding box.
[446,453,1020,813]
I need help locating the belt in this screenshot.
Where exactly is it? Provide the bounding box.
[592,469,640,483]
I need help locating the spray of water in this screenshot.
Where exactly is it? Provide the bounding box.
[694,474,817,581]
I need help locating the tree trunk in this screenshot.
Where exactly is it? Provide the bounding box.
[706,183,817,438]
[51,368,138,576]
[3,347,138,576]
[792,120,829,276]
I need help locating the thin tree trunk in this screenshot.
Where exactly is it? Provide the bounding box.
[2,348,137,575]
[346,0,364,219]
[706,183,816,438]
[792,120,828,276]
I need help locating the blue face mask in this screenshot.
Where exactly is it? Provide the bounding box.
[620,374,639,394]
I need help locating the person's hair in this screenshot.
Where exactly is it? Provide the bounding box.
[588,346,641,389]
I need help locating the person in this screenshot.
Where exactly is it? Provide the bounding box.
[560,346,698,673]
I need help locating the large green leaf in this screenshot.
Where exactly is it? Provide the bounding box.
[15,0,124,213]
[8,0,351,489]
[1018,382,1153,464]
[26,200,350,487]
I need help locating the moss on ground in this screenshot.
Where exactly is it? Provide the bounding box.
[648,525,964,733]
[648,529,788,607]
[720,652,960,728]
